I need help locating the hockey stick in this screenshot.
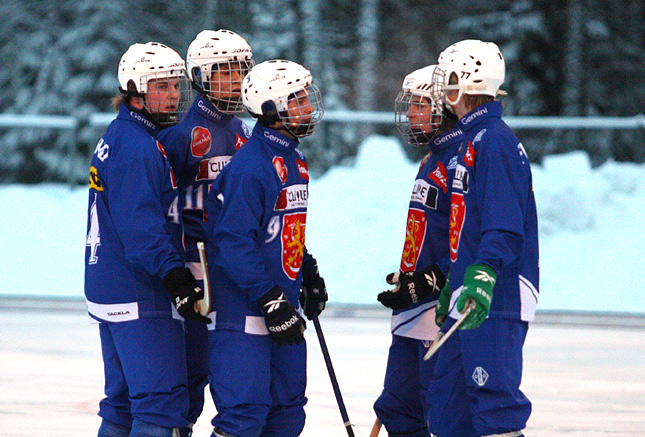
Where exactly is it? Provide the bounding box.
[312,314,355,437]
[423,300,475,361]
[195,242,212,316]
[369,418,382,437]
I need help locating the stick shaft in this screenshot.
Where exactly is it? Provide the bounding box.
[369,418,382,437]
[312,315,355,437]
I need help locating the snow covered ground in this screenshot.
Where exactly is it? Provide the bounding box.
[1,135,643,313]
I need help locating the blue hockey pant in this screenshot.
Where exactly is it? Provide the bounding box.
[426,317,531,437]
[209,329,307,437]
[374,335,436,436]
[97,317,190,434]
[184,315,210,425]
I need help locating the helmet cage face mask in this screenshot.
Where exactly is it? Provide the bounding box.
[395,91,443,146]
[141,72,192,127]
[279,84,324,138]
[394,65,445,146]
[193,59,255,114]
[187,30,254,114]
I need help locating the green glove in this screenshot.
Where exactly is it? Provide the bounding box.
[456,263,496,330]
[435,276,451,327]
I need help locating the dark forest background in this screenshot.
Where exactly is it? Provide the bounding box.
[0,0,643,183]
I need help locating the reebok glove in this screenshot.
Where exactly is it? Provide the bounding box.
[300,256,328,320]
[456,263,496,330]
[163,267,211,324]
[258,286,306,345]
[377,264,446,310]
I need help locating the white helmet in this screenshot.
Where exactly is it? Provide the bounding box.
[437,39,505,106]
[395,65,449,146]
[186,29,254,114]
[242,60,324,138]
[117,42,191,126]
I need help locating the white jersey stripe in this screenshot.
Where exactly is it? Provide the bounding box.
[86,300,139,322]
[519,275,538,322]
[391,301,440,341]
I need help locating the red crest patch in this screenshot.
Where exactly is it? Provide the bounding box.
[296,159,309,181]
[281,212,307,280]
[400,208,427,272]
[191,126,212,157]
[464,141,477,167]
[234,133,247,150]
[449,193,466,262]
[273,156,288,184]
[429,162,448,193]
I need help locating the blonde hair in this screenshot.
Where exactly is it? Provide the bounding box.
[111,80,138,111]
[111,95,128,111]
[462,94,495,112]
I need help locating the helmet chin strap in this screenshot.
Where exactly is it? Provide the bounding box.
[411,130,437,145]
[255,101,297,140]
[286,122,309,138]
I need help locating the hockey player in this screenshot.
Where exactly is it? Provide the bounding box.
[157,29,254,433]
[205,60,328,437]
[426,40,539,437]
[84,42,206,437]
[374,64,463,436]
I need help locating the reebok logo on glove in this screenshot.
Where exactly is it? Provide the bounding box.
[175,296,189,307]
[268,314,301,333]
[474,270,496,285]
[423,271,439,292]
[475,286,492,304]
[407,282,419,304]
[263,292,287,313]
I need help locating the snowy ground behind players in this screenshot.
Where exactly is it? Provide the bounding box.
[2,136,645,314]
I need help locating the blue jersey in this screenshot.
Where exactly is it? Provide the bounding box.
[448,101,539,321]
[206,124,310,334]
[157,96,251,267]
[391,128,464,340]
[84,103,184,322]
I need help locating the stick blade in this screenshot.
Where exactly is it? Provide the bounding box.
[195,242,212,316]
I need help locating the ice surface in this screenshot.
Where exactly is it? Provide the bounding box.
[1,308,644,436]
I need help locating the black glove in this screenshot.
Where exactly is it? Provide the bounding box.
[377,264,446,310]
[299,256,328,320]
[163,267,211,324]
[258,286,306,345]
